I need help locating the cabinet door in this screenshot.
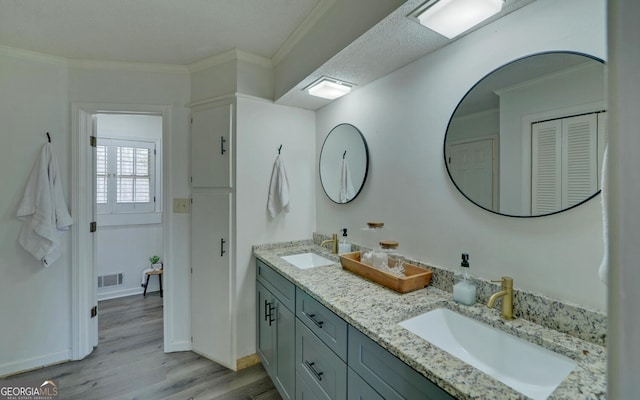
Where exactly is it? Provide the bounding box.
[191,103,233,188]
[347,368,384,400]
[256,282,275,375]
[273,297,295,400]
[191,190,233,368]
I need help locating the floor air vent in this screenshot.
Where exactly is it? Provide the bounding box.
[98,273,124,288]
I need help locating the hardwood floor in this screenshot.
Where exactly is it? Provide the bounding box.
[3,293,281,400]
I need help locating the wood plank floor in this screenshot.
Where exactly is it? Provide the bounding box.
[3,293,281,400]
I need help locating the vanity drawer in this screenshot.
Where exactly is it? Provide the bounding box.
[296,288,348,361]
[348,326,454,400]
[296,319,347,400]
[256,259,295,311]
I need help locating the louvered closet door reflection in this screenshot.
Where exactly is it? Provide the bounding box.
[532,114,599,215]
[562,114,597,209]
[532,120,562,215]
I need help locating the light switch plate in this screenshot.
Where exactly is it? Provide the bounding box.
[173,198,191,213]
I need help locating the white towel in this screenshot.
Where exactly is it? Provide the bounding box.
[267,155,291,218]
[17,143,73,267]
[339,158,356,203]
[598,145,609,285]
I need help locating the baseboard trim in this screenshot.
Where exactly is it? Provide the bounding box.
[98,286,159,301]
[0,350,71,378]
[237,353,261,370]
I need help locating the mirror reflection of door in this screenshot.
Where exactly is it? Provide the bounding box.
[448,138,497,211]
[531,111,607,216]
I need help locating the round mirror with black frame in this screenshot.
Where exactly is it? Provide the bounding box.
[320,123,369,204]
[444,51,607,217]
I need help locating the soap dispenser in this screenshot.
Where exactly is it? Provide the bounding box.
[338,228,352,254]
[453,253,477,306]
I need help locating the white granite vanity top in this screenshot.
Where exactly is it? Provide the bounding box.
[254,240,606,400]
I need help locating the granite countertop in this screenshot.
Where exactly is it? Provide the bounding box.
[253,240,607,400]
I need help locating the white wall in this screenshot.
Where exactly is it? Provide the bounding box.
[235,96,316,359]
[0,49,72,375]
[95,114,164,299]
[69,63,192,350]
[315,0,607,311]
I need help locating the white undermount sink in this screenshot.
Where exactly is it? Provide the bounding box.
[399,308,577,400]
[281,252,335,269]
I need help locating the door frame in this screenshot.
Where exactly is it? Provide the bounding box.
[71,102,173,360]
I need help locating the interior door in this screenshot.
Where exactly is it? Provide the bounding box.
[191,189,233,368]
[448,139,496,211]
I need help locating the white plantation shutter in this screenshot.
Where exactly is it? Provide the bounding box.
[97,138,156,215]
[532,120,562,215]
[562,114,597,208]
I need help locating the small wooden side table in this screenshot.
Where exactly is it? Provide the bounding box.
[143,269,163,297]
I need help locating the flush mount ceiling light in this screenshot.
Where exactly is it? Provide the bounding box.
[306,77,353,100]
[410,0,504,39]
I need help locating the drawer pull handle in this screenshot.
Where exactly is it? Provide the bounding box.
[264,300,270,321]
[221,135,227,155]
[304,361,323,381]
[304,312,324,329]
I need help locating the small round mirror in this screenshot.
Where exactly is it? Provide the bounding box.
[444,52,607,217]
[319,123,369,204]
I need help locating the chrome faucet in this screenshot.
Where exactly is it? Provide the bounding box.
[487,276,514,320]
[320,233,338,254]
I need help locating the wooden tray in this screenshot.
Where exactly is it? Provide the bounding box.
[339,252,432,294]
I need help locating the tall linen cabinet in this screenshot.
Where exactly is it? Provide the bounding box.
[190,98,236,369]
[190,94,316,371]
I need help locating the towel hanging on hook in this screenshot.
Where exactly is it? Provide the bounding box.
[46,132,51,143]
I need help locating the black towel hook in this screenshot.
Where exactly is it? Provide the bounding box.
[343,150,347,159]
[278,144,282,154]
[46,132,51,143]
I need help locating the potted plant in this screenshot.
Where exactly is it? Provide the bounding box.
[149,255,162,270]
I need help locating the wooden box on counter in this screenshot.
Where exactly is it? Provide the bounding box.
[339,252,432,294]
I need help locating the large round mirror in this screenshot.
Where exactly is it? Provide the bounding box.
[444,52,607,217]
[320,123,369,204]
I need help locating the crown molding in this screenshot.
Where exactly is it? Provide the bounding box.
[189,48,272,73]
[271,0,336,66]
[68,59,188,74]
[0,45,68,65]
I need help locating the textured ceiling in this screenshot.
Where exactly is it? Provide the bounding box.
[0,0,321,64]
[276,0,537,110]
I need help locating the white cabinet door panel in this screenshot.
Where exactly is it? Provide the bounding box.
[191,104,233,188]
[191,190,233,368]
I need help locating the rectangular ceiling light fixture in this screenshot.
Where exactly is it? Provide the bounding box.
[412,0,504,39]
[306,77,353,100]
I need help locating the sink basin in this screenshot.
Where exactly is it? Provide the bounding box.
[281,252,335,269]
[399,308,577,400]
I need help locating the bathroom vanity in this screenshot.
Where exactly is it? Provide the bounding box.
[254,239,606,400]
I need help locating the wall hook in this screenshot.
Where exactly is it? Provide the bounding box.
[343,150,347,159]
[46,132,51,143]
[278,144,282,154]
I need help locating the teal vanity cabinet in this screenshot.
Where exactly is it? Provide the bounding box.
[348,327,454,400]
[256,260,296,400]
[256,259,454,400]
[295,289,348,400]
